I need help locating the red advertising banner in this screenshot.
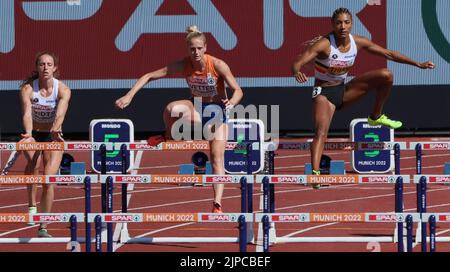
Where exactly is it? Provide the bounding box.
[0,0,386,87]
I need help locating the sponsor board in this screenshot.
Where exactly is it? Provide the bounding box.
[47,175,85,183]
[0,213,29,223]
[150,175,202,184]
[307,175,358,184]
[0,175,45,184]
[310,213,365,222]
[144,213,197,222]
[16,142,64,151]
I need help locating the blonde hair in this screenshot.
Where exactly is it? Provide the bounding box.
[185,25,206,43]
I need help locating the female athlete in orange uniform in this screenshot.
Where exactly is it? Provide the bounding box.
[292,8,435,186]
[116,25,243,212]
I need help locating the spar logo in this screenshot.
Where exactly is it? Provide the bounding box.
[362,176,396,183]
[116,175,150,183]
[129,143,160,150]
[104,214,141,222]
[280,143,309,150]
[67,143,93,150]
[0,144,15,151]
[369,214,403,222]
[272,176,304,183]
[205,176,234,183]
[429,176,450,183]
[48,176,84,183]
[438,215,450,222]
[423,143,449,150]
[202,214,237,221]
[271,214,306,222]
[33,214,69,222]
[360,142,385,150]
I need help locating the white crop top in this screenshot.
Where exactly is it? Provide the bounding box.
[314,33,357,82]
[31,78,59,123]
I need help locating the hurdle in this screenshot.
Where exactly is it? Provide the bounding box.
[255,212,420,252]
[422,213,450,252]
[413,175,450,252]
[99,174,254,252]
[0,174,97,252]
[411,142,450,252]
[256,174,410,252]
[88,212,253,252]
[0,212,83,251]
[96,140,259,252]
[262,142,406,213]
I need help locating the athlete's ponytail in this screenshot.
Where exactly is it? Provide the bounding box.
[185,25,206,44]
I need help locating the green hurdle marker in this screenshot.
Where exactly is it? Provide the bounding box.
[234,133,247,155]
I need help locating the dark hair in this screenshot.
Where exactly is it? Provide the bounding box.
[21,51,60,87]
[331,7,352,21]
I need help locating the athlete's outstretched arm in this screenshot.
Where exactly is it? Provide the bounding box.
[292,38,329,83]
[214,59,243,109]
[115,60,185,109]
[355,35,435,69]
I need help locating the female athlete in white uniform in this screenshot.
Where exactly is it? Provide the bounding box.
[20,52,71,236]
[292,8,435,186]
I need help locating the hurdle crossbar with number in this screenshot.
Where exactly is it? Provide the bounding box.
[87,213,253,252]
[255,212,420,252]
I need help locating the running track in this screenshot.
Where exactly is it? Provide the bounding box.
[1,137,450,252]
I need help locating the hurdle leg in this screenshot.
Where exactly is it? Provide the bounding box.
[429,215,436,252]
[84,177,91,252]
[106,177,113,252]
[95,215,102,252]
[69,215,78,252]
[263,215,270,252]
[238,215,247,252]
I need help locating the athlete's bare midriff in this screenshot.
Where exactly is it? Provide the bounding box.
[314,78,344,88]
[191,93,226,103]
[32,122,53,132]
